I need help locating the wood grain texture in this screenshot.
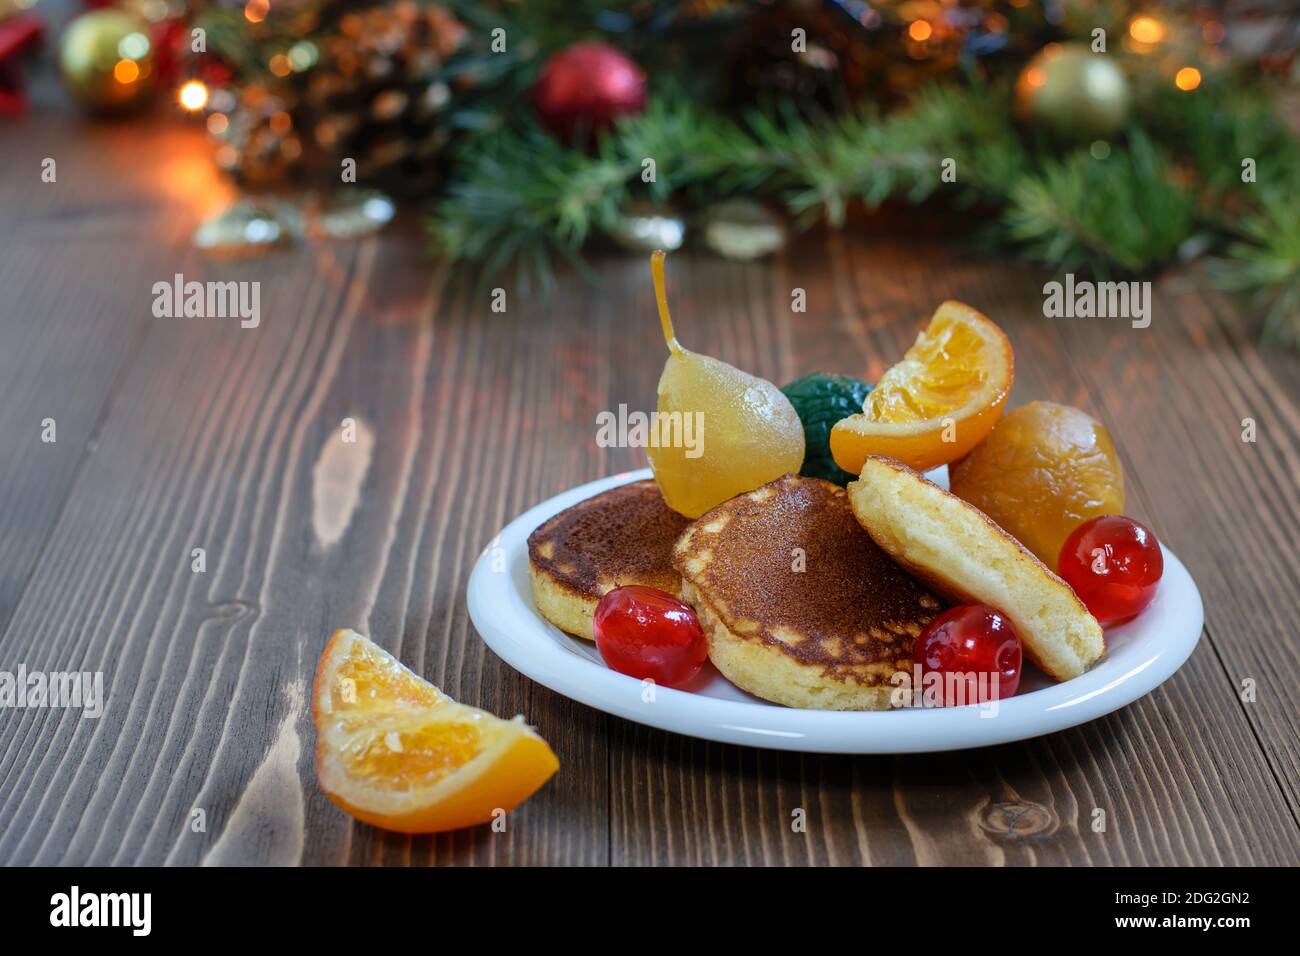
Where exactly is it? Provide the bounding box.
[1,105,1298,867]
[0,106,226,639]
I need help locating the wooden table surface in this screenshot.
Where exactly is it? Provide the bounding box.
[2,99,1298,867]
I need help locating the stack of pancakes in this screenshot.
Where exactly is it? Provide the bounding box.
[528,464,1102,710]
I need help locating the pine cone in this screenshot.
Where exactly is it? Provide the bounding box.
[216,0,468,193]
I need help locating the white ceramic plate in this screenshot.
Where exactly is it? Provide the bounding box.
[467,469,1203,753]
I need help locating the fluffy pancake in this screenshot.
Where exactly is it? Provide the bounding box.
[528,479,691,640]
[673,474,943,710]
[847,455,1104,681]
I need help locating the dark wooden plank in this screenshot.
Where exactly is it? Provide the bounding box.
[608,236,1299,865]
[0,112,226,636]
[0,237,134,632]
[0,227,611,865]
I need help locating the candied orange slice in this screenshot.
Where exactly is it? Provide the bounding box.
[312,629,559,834]
[830,301,1014,474]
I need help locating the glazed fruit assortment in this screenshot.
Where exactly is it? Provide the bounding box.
[528,252,1164,704]
[313,250,1169,834]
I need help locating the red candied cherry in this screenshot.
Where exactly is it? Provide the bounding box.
[1058,515,1163,625]
[913,604,1022,705]
[593,586,708,687]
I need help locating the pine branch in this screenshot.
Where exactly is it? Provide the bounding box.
[195,0,1300,346]
[1143,75,1294,202]
[1211,188,1300,347]
[1000,133,1198,276]
[429,128,636,288]
[429,84,1027,285]
[1151,74,1300,345]
[755,83,1025,223]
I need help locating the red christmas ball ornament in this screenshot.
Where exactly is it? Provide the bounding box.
[532,42,646,143]
[0,12,45,116]
[149,17,189,87]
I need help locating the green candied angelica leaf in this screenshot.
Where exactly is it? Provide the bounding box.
[780,372,874,486]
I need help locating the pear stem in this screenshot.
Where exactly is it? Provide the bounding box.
[651,250,681,353]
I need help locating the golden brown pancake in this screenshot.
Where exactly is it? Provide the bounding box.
[528,479,691,640]
[847,456,1104,681]
[673,474,943,710]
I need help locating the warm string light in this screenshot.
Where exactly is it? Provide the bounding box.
[179,80,208,111]
[1175,66,1202,91]
[113,60,140,84]
[1123,13,1208,93]
[107,29,152,87]
[1128,16,1166,45]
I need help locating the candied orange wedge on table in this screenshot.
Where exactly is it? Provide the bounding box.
[312,629,559,834]
[830,301,1014,474]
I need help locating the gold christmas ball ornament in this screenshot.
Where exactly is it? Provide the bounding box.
[1015,43,1130,140]
[59,10,156,112]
